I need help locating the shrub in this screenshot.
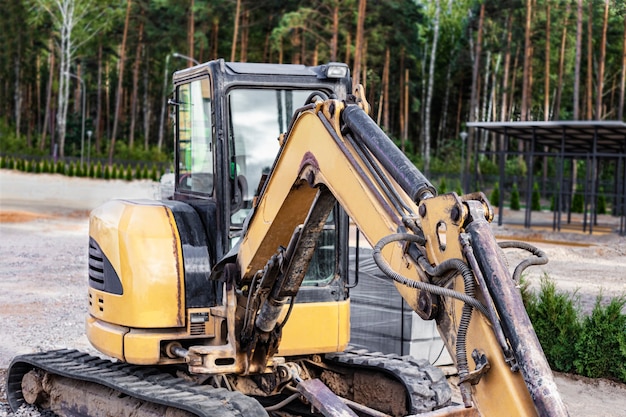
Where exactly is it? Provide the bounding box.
[104,165,111,180]
[524,276,581,372]
[574,296,626,381]
[150,164,159,181]
[42,159,50,173]
[531,182,541,211]
[95,161,103,178]
[438,177,447,194]
[572,188,584,213]
[490,182,500,207]
[597,188,607,215]
[111,164,118,180]
[125,164,133,181]
[510,182,521,210]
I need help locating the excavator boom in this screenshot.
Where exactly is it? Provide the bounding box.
[228,97,569,416]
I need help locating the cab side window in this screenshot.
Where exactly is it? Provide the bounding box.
[177,79,214,195]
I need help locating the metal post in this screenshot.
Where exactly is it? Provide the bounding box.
[173,52,200,65]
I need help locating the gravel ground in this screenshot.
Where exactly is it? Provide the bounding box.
[0,170,625,416]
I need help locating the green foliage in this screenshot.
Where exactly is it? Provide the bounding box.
[505,157,527,177]
[438,177,447,194]
[42,159,50,173]
[510,182,520,210]
[479,157,498,176]
[572,188,584,213]
[89,162,96,178]
[125,164,133,181]
[597,188,607,215]
[523,277,626,383]
[55,161,65,175]
[68,162,76,177]
[574,297,626,381]
[96,161,103,178]
[104,165,111,180]
[531,182,541,211]
[524,277,581,372]
[490,182,500,207]
[111,164,118,180]
[150,164,159,182]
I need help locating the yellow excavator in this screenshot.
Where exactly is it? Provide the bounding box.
[7,60,569,416]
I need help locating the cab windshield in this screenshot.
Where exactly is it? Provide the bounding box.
[228,88,335,286]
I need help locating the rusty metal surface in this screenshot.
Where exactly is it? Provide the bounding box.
[465,202,570,416]
[297,378,359,417]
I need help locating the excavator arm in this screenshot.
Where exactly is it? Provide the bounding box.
[226,97,569,416]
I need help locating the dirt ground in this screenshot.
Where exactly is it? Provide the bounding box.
[0,170,625,416]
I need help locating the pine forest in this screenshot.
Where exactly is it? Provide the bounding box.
[2,0,626,173]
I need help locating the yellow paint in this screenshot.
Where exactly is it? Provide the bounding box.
[278,300,350,356]
[88,200,185,329]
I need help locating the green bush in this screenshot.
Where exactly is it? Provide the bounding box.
[96,161,103,178]
[490,182,500,207]
[510,182,520,210]
[150,164,159,181]
[125,164,133,181]
[104,165,111,180]
[42,159,50,173]
[524,277,581,372]
[531,182,541,211]
[574,297,626,381]
[597,188,607,215]
[572,188,584,213]
[55,161,65,174]
[438,177,447,194]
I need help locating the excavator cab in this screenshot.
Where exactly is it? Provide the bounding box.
[85,60,354,364]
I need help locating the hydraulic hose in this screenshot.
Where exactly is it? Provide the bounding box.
[498,241,548,283]
[372,233,488,407]
[372,234,489,318]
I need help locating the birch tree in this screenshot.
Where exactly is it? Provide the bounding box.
[30,0,112,158]
[423,0,440,175]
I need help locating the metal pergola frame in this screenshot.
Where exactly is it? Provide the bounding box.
[466,121,626,235]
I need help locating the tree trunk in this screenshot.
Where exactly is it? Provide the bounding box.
[109,0,132,165]
[574,0,583,119]
[40,39,54,152]
[143,49,151,151]
[352,0,366,88]
[596,0,609,120]
[468,3,484,176]
[331,2,339,61]
[586,1,593,119]
[382,47,390,131]
[554,3,570,121]
[96,43,103,153]
[240,8,249,62]
[231,0,241,62]
[500,15,513,122]
[521,0,532,121]
[129,16,144,149]
[423,0,440,175]
[399,47,404,144]
[188,0,194,67]
[212,18,219,61]
[617,14,626,120]
[544,2,550,121]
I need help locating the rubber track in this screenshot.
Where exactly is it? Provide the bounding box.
[6,349,268,417]
[325,348,452,415]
